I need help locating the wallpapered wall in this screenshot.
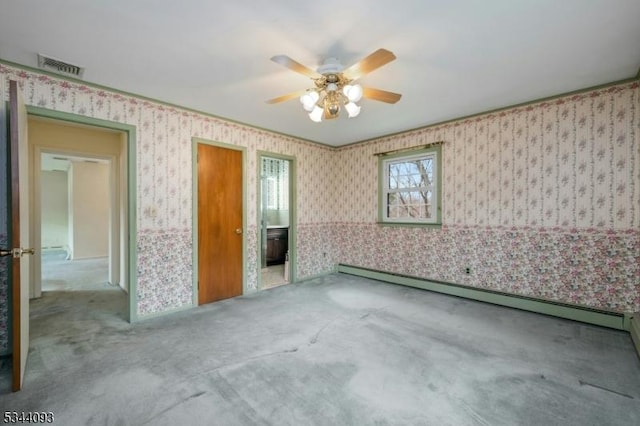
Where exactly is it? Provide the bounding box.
[0,64,337,354]
[0,63,638,354]
[333,82,640,312]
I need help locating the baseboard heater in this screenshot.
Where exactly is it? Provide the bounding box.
[631,315,640,359]
[337,264,632,332]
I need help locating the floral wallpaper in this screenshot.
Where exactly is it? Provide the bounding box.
[0,63,335,330]
[336,224,639,312]
[334,81,640,313]
[0,62,638,354]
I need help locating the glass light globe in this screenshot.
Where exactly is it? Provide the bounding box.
[300,91,319,112]
[343,84,363,102]
[308,105,323,122]
[345,102,361,118]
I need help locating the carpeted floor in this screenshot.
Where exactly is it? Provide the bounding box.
[1,273,639,425]
[41,249,111,292]
[261,264,288,290]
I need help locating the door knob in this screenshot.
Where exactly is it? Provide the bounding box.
[0,249,11,257]
[235,228,242,234]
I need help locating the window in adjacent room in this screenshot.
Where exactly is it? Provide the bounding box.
[378,145,441,225]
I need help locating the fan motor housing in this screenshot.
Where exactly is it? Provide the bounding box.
[317,57,343,75]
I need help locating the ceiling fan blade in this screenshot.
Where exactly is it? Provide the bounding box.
[265,90,308,104]
[362,87,402,104]
[271,55,321,79]
[342,49,397,80]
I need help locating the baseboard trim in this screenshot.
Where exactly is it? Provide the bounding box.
[136,303,195,321]
[337,264,627,330]
[297,269,337,282]
[630,313,640,359]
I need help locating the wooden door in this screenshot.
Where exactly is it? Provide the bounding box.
[197,143,243,304]
[1,80,32,391]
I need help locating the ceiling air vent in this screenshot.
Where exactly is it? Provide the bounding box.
[37,54,84,78]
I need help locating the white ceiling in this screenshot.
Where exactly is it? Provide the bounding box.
[1,0,639,147]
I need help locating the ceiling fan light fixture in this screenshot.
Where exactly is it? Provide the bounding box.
[343,84,363,102]
[326,102,340,117]
[345,102,361,118]
[268,49,400,123]
[300,91,319,112]
[309,105,323,122]
[323,90,342,119]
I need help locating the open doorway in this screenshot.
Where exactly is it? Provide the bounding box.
[259,154,295,290]
[28,115,133,321]
[40,153,111,292]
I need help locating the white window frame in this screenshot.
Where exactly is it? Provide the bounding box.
[378,145,442,226]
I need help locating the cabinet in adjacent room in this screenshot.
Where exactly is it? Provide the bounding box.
[266,227,288,265]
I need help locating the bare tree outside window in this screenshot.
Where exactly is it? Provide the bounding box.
[387,157,433,219]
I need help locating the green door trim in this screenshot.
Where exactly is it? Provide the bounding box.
[25,106,138,322]
[257,151,297,288]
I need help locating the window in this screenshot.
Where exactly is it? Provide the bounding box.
[378,145,441,225]
[262,157,289,210]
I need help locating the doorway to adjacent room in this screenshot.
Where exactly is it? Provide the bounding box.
[259,154,295,290]
[30,117,130,301]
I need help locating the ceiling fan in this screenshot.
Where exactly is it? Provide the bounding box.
[266,48,402,122]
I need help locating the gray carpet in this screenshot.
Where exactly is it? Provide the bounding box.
[41,249,110,291]
[1,273,639,425]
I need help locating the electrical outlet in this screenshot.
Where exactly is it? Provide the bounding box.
[465,267,471,275]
